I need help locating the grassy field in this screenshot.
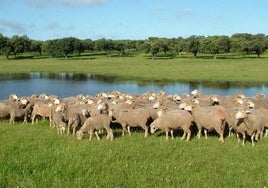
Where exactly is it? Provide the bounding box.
[0,121,267,187]
[0,53,268,187]
[1,53,268,83]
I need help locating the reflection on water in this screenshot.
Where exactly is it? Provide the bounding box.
[0,72,268,99]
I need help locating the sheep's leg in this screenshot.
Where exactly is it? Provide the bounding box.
[265,129,268,137]
[89,131,93,141]
[23,115,27,124]
[219,133,224,143]
[107,128,114,140]
[165,131,169,140]
[181,132,186,140]
[170,130,174,140]
[31,115,35,124]
[95,131,100,141]
[197,129,202,139]
[251,134,255,146]
[143,126,148,138]
[236,133,240,143]
[67,120,73,136]
[204,129,208,139]
[121,124,127,136]
[186,130,191,141]
[242,133,246,146]
[127,126,131,136]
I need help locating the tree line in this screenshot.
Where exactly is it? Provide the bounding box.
[0,33,267,59]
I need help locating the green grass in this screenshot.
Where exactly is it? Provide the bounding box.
[0,121,267,187]
[1,53,268,187]
[1,54,268,83]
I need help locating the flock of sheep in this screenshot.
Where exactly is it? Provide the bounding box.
[1,89,268,146]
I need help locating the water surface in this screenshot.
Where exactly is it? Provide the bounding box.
[0,72,267,99]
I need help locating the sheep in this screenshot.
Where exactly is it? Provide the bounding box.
[150,109,194,140]
[187,103,227,142]
[235,109,268,146]
[52,111,67,135]
[31,102,55,126]
[9,103,33,124]
[55,102,100,136]
[76,114,113,141]
[0,94,29,120]
[109,108,151,137]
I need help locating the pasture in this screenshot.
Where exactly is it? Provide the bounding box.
[1,54,268,83]
[0,121,267,187]
[0,54,268,187]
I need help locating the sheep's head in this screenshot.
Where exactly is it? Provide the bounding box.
[76,131,84,140]
[246,100,255,109]
[191,89,200,97]
[55,103,66,112]
[9,94,18,102]
[150,119,161,134]
[235,110,251,120]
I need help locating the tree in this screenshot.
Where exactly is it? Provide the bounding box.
[10,35,31,58]
[186,35,200,58]
[249,34,266,58]
[31,40,43,55]
[230,33,252,54]
[113,40,125,56]
[95,38,114,56]
[82,39,95,52]
[200,35,230,59]
[174,37,186,56]
[0,34,11,58]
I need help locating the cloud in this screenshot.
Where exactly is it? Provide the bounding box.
[25,0,107,7]
[0,20,27,33]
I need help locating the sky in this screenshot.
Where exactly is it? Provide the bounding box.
[0,0,267,41]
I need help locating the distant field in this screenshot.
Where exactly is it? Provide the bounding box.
[0,121,267,187]
[1,53,268,83]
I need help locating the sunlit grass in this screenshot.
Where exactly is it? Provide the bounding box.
[0,121,267,187]
[1,54,268,83]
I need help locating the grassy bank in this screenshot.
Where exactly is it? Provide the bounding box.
[1,54,268,83]
[0,121,267,187]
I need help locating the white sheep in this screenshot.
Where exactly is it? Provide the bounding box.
[187,103,227,142]
[76,114,113,141]
[235,108,268,146]
[150,109,194,140]
[109,108,151,137]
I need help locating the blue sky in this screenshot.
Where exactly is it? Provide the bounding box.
[0,0,267,40]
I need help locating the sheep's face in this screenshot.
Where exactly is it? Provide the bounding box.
[9,94,18,101]
[246,100,255,109]
[76,131,84,140]
[235,110,250,120]
[150,124,157,134]
[150,119,160,134]
[55,104,65,112]
[191,89,199,97]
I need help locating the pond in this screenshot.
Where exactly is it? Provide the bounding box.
[0,72,268,100]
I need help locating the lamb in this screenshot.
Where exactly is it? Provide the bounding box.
[187,103,227,142]
[150,109,194,140]
[76,114,113,141]
[9,103,33,124]
[235,109,268,146]
[109,108,151,137]
[51,108,67,135]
